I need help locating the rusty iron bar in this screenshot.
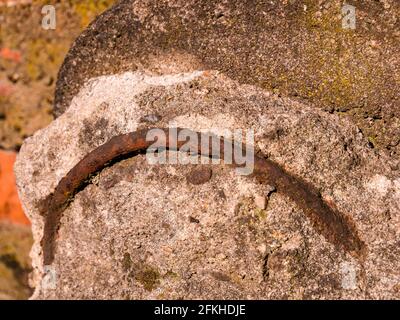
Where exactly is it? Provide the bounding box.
[40,127,365,265]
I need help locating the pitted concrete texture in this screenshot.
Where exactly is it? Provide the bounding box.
[15,70,399,299]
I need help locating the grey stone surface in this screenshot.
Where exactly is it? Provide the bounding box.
[15,70,400,299]
[54,0,399,155]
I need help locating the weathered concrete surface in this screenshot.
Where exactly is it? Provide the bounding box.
[15,70,399,299]
[54,0,399,156]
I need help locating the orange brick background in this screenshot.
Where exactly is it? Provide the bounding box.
[0,150,30,225]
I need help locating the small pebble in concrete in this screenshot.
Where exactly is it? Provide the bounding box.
[254,195,266,210]
[186,166,212,185]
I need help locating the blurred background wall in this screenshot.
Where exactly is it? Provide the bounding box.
[0,0,115,300]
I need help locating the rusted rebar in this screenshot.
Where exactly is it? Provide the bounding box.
[40,127,365,265]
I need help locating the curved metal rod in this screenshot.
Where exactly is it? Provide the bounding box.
[40,127,366,265]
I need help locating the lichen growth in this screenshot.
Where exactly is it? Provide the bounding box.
[121,253,161,291]
[71,0,115,28]
[122,252,132,272]
[0,224,33,299]
[135,266,161,291]
[25,39,68,81]
[235,197,268,224]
